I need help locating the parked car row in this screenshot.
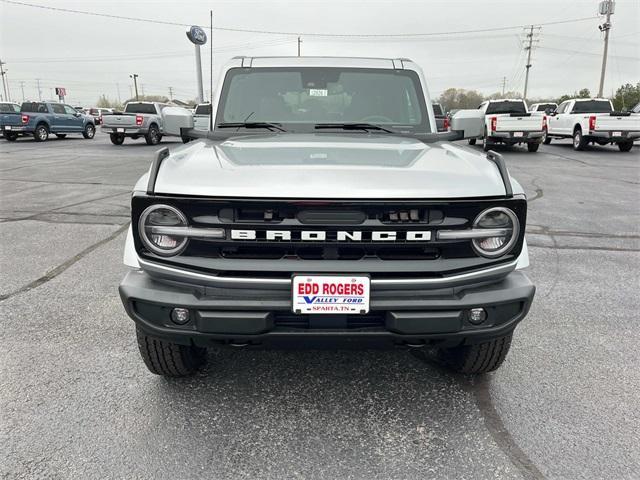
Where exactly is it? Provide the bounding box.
[0,101,96,141]
[459,97,639,153]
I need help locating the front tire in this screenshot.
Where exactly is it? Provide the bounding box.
[83,123,95,139]
[136,328,207,377]
[110,133,125,145]
[572,128,587,151]
[34,124,49,142]
[441,332,513,374]
[618,141,633,152]
[145,125,161,145]
[527,142,540,152]
[542,129,551,144]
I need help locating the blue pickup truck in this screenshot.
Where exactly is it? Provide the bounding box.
[1,102,96,142]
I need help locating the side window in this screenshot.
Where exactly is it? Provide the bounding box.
[556,102,567,114]
[64,105,77,115]
[51,104,65,114]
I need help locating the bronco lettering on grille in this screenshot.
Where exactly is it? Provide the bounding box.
[230,230,432,242]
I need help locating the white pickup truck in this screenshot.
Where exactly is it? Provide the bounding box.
[545,98,639,151]
[468,99,544,152]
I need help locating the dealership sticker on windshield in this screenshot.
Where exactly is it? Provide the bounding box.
[293,275,370,314]
[309,89,328,97]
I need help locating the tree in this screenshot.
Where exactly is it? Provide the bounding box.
[96,94,120,109]
[486,91,522,100]
[612,83,640,111]
[437,88,485,112]
[557,88,590,104]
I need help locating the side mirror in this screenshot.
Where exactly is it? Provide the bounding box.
[163,106,194,136]
[449,109,484,139]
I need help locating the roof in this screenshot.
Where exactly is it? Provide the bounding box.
[229,56,416,70]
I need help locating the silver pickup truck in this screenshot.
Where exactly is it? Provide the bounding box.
[101,102,168,145]
[118,56,535,377]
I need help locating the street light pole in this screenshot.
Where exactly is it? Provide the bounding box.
[130,74,139,100]
[597,0,615,98]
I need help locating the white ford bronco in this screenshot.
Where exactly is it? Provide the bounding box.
[119,56,535,377]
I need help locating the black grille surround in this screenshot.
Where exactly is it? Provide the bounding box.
[132,194,527,278]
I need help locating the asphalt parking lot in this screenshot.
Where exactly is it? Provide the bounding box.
[1,132,638,479]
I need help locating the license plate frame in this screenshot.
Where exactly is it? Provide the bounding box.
[612,131,622,137]
[513,131,524,137]
[116,127,125,133]
[292,275,370,315]
[4,126,11,131]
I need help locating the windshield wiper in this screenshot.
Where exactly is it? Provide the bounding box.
[217,122,286,132]
[314,123,398,134]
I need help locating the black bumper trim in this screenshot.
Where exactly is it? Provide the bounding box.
[119,269,535,347]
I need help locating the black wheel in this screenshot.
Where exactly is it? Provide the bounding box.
[55,134,67,139]
[110,133,125,145]
[572,128,587,151]
[440,332,513,374]
[527,142,540,152]
[482,128,491,152]
[542,128,551,144]
[182,136,192,144]
[3,132,18,141]
[618,141,633,152]
[82,123,95,139]
[34,123,49,142]
[468,138,477,146]
[145,125,161,145]
[136,327,207,377]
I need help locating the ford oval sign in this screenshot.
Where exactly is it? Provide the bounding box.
[186,25,207,45]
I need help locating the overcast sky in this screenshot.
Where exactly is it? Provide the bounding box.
[1,0,638,105]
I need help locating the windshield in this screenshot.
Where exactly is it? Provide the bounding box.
[0,103,20,113]
[125,103,156,114]
[535,103,556,112]
[486,101,527,115]
[216,67,429,133]
[572,100,612,113]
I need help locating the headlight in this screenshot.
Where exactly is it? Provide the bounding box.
[139,204,188,256]
[471,207,519,258]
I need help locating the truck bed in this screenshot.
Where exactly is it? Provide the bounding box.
[593,113,640,132]
[493,114,543,132]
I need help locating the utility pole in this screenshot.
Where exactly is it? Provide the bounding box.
[168,86,173,100]
[130,74,139,100]
[19,81,25,101]
[297,36,302,57]
[597,0,615,97]
[501,76,506,96]
[522,25,537,101]
[36,78,42,101]
[0,59,9,101]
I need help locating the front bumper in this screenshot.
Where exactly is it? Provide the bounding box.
[119,268,535,348]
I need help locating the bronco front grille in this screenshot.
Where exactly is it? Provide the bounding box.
[132,195,527,273]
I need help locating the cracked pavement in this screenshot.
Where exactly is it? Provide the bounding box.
[1,134,639,479]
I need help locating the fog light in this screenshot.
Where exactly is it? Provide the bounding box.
[469,308,487,325]
[171,307,190,325]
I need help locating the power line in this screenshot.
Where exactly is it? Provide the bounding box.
[0,1,599,38]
